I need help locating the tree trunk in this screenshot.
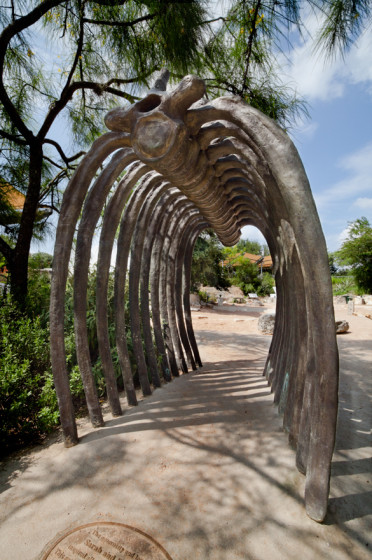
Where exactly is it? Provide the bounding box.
[9,141,43,307]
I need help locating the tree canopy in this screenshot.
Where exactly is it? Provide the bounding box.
[1,0,371,305]
[191,230,230,291]
[0,0,208,304]
[335,217,372,293]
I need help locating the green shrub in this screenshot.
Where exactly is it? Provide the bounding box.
[0,266,140,456]
[239,282,256,295]
[257,272,275,296]
[0,297,59,454]
[25,269,51,327]
[331,275,362,296]
[198,290,209,303]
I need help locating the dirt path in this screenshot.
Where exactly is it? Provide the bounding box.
[0,303,371,559]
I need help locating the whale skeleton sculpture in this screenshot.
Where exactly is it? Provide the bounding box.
[50,72,338,522]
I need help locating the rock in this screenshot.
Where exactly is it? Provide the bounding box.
[336,320,349,334]
[190,293,201,306]
[258,313,276,334]
[334,295,348,305]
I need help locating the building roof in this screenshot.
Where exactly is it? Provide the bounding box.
[2,185,26,210]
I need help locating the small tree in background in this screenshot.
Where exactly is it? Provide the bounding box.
[231,256,260,295]
[335,217,372,294]
[191,230,230,291]
[28,252,53,269]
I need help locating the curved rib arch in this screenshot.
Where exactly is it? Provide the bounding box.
[50,74,338,522]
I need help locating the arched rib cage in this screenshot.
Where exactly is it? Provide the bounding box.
[50,75,338,522]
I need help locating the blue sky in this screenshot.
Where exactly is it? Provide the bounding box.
[243,14,372,251]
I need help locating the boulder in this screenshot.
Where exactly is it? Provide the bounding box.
[258,313,276,334]
[336,320,349,334]
[190,293,201,310]
[190,293,201,306]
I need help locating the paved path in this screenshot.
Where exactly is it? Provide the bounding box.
[0,307,371,559]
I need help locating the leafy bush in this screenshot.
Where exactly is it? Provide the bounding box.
[64,269,128,395]
[25,269,51,327]
[197,289,217,303]
[0,297,59,454]
[191,230,230,291]
[198,290,209,303]
[335,217,372,293]
[331,275,362,296]
[0,265,153,456]
[257,272,275,296]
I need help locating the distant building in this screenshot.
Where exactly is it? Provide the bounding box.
[1,183,51,226]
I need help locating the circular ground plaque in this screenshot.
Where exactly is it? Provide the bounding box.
[40,521,173,560]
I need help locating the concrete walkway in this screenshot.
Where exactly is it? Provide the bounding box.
[0,308,371,559]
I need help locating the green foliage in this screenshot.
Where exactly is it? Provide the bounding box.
[198,289,216,304]
[64,268,128,395]
[0,0,208,303]
[192,235,275,296]
[29,252,53,269]
[203,0,309,128]
[236,238,262,254]
[25,269,52,328]
[257,271,275,296]
[230,256,260,295]
[331,274,361,295]
[335,217,372,293]
[229,238,269,256]
[191,230,230,291]
[2,0,369,304]
[221,239,274,295]
[315,0,372,57]
[0,264,136,455]
[0,296,59,455]
[198,290,208,303]
[328,252,338,275]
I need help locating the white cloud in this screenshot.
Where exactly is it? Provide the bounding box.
[289,120,319,144]
[346,31,372,90]
[240,225,267,245]
[315,141,372,209]
[279,14,372,102]
[338,227,351,244]
[354,197,372,211]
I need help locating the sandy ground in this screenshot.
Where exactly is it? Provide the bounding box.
[0,301,371,560]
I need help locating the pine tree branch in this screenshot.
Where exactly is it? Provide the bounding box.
[42,154,65,170]
[0,128,27,145]
[202,17,227,25]
[241,0,262,96]
[105,74,153,86]
[39,79,139,140]
[38,1,86,140]
[43,138,85,166]
[89,0,129,5]
[0,235,14,263]
[0,0,63,142]
[83,12,157,27]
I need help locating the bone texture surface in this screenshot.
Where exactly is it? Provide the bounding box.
[50,73,338,522]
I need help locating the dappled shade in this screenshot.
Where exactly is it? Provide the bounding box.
[50,72,338,523]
